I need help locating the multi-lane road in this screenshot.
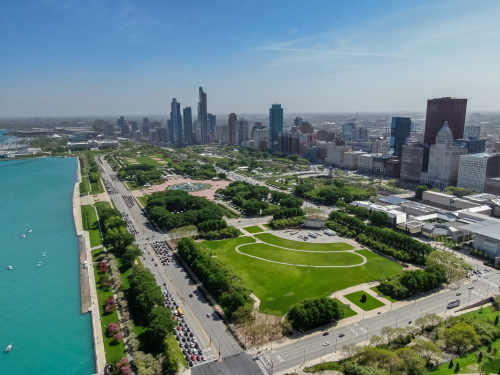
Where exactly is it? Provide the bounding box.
[98,156,265,375]
[98,155,498,375]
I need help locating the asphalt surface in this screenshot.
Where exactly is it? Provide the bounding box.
[98,156,265,375]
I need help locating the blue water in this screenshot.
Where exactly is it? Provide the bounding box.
[0,129,14,142]
[0,158,95,374]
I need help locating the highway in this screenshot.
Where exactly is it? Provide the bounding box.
[98,156,265,375]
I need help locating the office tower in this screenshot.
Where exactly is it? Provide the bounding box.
[228,113,238,145]
[316,130,336,142]
[121,124,130,135]
[237,118,249,146]
[150,121,161,130]
[170,98,183,146]
[357,127,369,142]
[183,107,193,145]
[464,125,481,139]
[215,124,229,144]
[142,123,149,136]
[208,114,216,137]
[458,154,500,193]
[423,97,467,145]
[293,117,303,127]
[269,104,283,150]
[390,117,412,157]
[167,120,173,142]
[453,138,486,154]
[253,128,269,149]
[300,122,314,134]
[400,143,429,182]
[117,116,125,128]
[93,120,108,132]
[105,122,115,136]
[156,127,168,143]
[131,121,138,133]
[421,122,468,188]
[342,123,356,141]
[142,117,150,128]
[197,87,208,144]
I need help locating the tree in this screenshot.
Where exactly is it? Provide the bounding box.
[455,362,459,373]
[426,251,471,282]
[413,339,442,364]
[122,246,142,268]
[495,315,499,326]
[415,185,429,199]
[113,332,124,342]
[369,211,389,226]
[444,322,481,354]
[369,335,383,347]
[381,326,396,344]
[342,343,358,359]
[107,322,120,336]
[98,261,107,274]
[148,307,177,349]
[449,359,454,369]
[218,172,227,179]
[287,297,344,331]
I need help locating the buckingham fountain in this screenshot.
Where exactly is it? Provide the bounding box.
[169,181,209,192]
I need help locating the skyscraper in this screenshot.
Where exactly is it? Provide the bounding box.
[269,104,283,150]
[390,117,411,157]
[228,113,238,145]
[197,87,208,144]
[342,123,356,141]
[423,97,467,145]
[170,98,183,146]
[117,116,125,128]
[208,113,216,137]
[237,118,249,146]
[183,107,193,145]
[131,121,138,133]
[293,117,303,127]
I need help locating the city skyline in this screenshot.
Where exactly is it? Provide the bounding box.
[0,0,499,117]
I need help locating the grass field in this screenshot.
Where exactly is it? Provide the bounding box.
[80,175,91,194]
[81,205,102,247]
[243,226,264,234]
[344,291,386,311]
[263,224,272,230]
[255,233,355,251]
[91,249,127,364]
[370,286,398,303]
[239,243,365,266]
[203,238,401,314]
[125,155,172,167]
[332,298,357,318]
[137,195,148,207]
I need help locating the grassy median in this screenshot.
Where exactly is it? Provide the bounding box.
[344,291,385,311]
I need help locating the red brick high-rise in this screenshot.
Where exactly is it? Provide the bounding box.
[423,97,467,145]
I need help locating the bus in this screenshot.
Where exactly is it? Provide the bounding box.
[308,232,318,238]
[177,307,184,318]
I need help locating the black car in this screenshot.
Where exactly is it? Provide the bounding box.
[151,258,154,261]
[323,332,329,336]
[189,294,193,297]
[163,283,166,286]
[189,361,194,367]
[339,334,345,337]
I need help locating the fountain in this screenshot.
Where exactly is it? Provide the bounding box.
[169,182,209,192]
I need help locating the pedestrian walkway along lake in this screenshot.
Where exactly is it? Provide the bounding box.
[0,157,95,374]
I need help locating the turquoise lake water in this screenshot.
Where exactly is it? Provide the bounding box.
[0,157,95,374]
[0,129,14,142]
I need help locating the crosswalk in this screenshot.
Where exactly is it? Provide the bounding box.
[255,358,270,375]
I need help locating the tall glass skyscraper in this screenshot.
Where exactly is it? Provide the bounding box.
[183,107,193,145]
[390,117,411,157]
[197,87,208,144]
[423,97,467,145]
[170,98,183,146]
[269,104,283,150]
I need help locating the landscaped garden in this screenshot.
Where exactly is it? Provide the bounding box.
[202,235,402,314]
[344,290,386,311]
[81,204,102,247]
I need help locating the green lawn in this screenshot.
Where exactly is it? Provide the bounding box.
[125,155,172,167]
[344,291,386,311]
[263,224,272,230]
[90,177,104,194]
[332,298,357,318]
[459,306,498,322]
[203,238,401,314]
[80,175,91,195]
[243,226,265,234]
[137,195,149,207]
[254,233,355,251]
[370,286,398,303]
[81,205,102,247]
[239,243,364,266]
[91,250,127,364]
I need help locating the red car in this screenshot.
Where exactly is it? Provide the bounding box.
[191,355,195,361]
[177,326,180,330]
[196,355,201,361]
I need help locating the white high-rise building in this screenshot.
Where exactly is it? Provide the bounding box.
[253,128,269,149]
[458,153,498,193]
[237,118,249,146]
[421,122,468,188]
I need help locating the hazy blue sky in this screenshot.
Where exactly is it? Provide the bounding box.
[1,0,499,116]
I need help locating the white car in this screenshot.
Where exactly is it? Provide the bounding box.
[206,313,211,317]
[323,342,330,346]
[468,285,474,289]
[202,356,207,361]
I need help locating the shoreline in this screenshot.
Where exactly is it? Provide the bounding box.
[72,156,106,374]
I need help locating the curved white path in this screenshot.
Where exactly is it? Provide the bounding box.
[235,239,367,268]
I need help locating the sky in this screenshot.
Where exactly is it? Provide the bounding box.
[0,0,499,117]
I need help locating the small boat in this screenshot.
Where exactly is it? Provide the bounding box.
[6,344,12,352]
[22,234,25,238]
[39,261,42,264]
[37,264,41,267]
[28,230,32,233]
[8,266,13,270]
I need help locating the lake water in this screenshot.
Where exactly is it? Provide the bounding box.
[0,129,14,142]
[0,157,95,374]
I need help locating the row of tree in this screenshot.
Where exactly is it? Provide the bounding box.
[328,211,433,264]
[171,161,217,180]
[294,180,372,206]
[272,207,305,220]
[120,164,162,187]
[270,191,304,208]
[177,238,252,317]
[268,216,304,230]
[287,297,344,331]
